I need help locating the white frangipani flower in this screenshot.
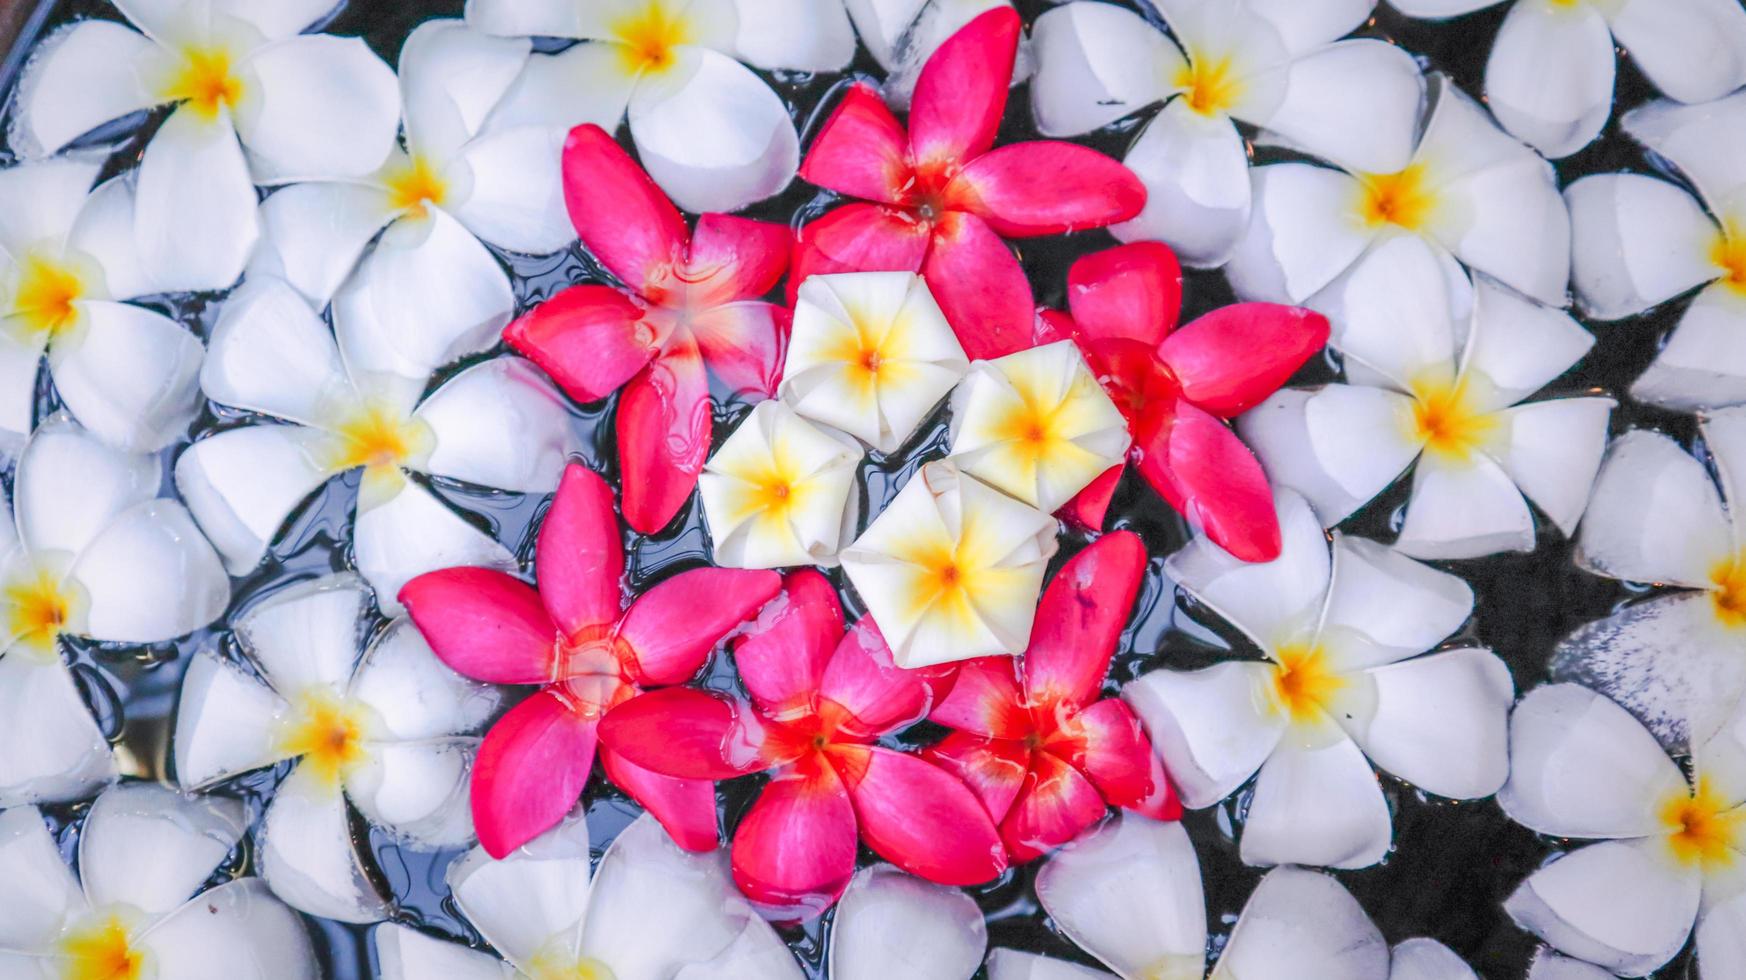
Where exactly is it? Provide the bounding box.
[782,271,969,454]
[1499,684,1746,977]
[1030,0,1423,266]
[1566,90,1746,411]
[828,864,987,980]
[699,400,863,570]
[1,416,228,808]
[174,277,579,614]
[1392,0,1746,158]
[172,574,502,924]
[1225,75,1571,310]
[0,782,318,980]
[10,0,401,294]
[839,459,1057,668]
[371,811,802,979]
[1125,489,1513,870]
[1240,236,1612,560]
[0,160,204,454]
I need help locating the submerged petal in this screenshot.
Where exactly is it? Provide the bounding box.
[1211,867,1389,980]
[259,765,390,923]
[1504,837,1701,977]
[352,479,516,617]
[0,657,118,807]
[79,782,246,916]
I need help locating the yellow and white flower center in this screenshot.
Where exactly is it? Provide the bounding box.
[1660,777,1743,869]
[610,0,694,76]
[8,251,99,344]
[3,557,86,661]
[1174,49,1241,117]
[1263,643,1347,726]
[1408,376,1497,461]
[1710,223,1746,296]
[383,155,451,220]
[57,910,149,980]
[1709,556,1746,628]
[1356,164,1438,232]
[524,934,617,980]
[274,687,373,791]
[160,44,246,121]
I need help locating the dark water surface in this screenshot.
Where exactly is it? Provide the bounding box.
[0,1,1704,977]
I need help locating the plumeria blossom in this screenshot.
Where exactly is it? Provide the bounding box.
[923,532,1180,863]
[372,811,802,980]
[846,0,1021,110]
[10,0,401,294]
[1035,242,1329,560]
[400,463,781,858]
[699,401,864,569]
[1,416,228,808]
[176,277,576,613]
[1125,490,1513,869]
[505,124,791,534]
[781,271,969,454]
[827,864,987,980]
[1030,0,1423,267]
[1240,236,1612,559]
[839,459,1057,668]
[464,0,857,213]
[1566,91,1746,411]
[946,340,1130,514]
[1224,74,1571,311]
[1498,684,1746,976]
[0,160,203,454]
[171,574,503,923]
[597,569,1007,918]
[1392,0,1746,158]
[794,7,1145,361]
[0,783,318,980]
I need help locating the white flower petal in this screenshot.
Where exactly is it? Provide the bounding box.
[1166,488,1331,649]
[234,573,367,693]
[14,415,159,558]
[1486,398,1613,536]
[398,20,531,164]
[446,126,571,254]
[235,35,401,183]
[258,765,389,923]
[174,425,334,575]
[673,919,805,980]
[248,182,398,309]
[346,738,477,846]
[133,108,260,294]
[353,480,516,617]
[829,865,986,980]
[66,500,228,643]
[373,924,513,980]
[1109,100,1251,269]
[414,357,578,491]
[1028,2,1174,138]
[1255,40,1423,174]
[1241,734,1392,869]
[203,278,352,425]
[173,649,291,788]
[1243,0,1376,52]
[849,0,1019,109]
[1433,155,1572,308]
[1225,163,1374,304]
[1322,535,1473,669]
[1460,281,1595,410]
[0,658,116,807]
[1609,0,1746,106]
[349,618,501,741]
[1505,837,1700,977]
[478,43,635,136]
[66,176,153,304]
[0,332,41,451]
[1483,0,1614,158]
[1240,386,1419,526]
[210,0,341,40]
[1034,814,1207,980]
[464,0,602,37]
[1351,648,1513,798]
[1704,405,1746,522]
[1393,452,1535,561]
[1389,939,1477,980]
[449,808,591,971]
[0,158,101,255]
[1622,91,1746,212]
[7,21,159,158]
[1577,429,1731,586]
[1312,235,1461,389]
[627,48,799,214]
[1123,660,1286,809]
[137,878,320,980]
[985,949,1112,980]
[700,400,864,569]
[1632,284,1746,412]
[48,301,202,453]
[732,0,855,71]
[1212,866,1389,980]
[79,782,246,916]
[0,805,84,950]
[1699,892,1746,980]
[1386,0,1500,14]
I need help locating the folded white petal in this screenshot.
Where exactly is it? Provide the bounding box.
[1028,2,1175,137]
[373,923,514,980]
[1123,661,1285,809]
[449,808,591,971]
[1623,91,1746,212]
[248,182,398,309]
[0,657,116,807]
[446,126,572,254]
[1486,398,1613,536]
[1460,281,1595,411]
[1212,866,1390,980]
[700,400,864,569]
[137,878,320,980]
[14,414,160,558]
[1109,101,1251,269]
[173,649,292,788]
[0,805,84,950]
[1577,429,1732,586]
[985,949,1112,980]
[1241,734,1392,869]
[1312,235,1462,389]
[236,35,401,183]
[346,737,477,847]
[66,176,153,303]
[0,158,101,255]
[1165,488,1331,648]
[1034,814,1207,980]
[174,424,334,575]
[1389,938,1476,980]
[732,0,855,71]
[7,21,160,158]
[1504,838,1701,977]
[1483,0,1614,158]
[1610,0,1746,105]
[48,301,202,453]
[353,479,516,617]
[1322,535,1474,670]
[68,500,228,643]
[1393,452,1535,560]
[1632,284,1746,412]
[478,43,634,136]
[79,782,246,916]
[1240,386,1418,526]
[134,108,260,294]
[1254,40,1422,174]
[1225,163,1374,304]
[829,865,986,980]
[415,357,579,491]
[259,765,389,923]
[1351,648,1513,798]
[398,20,531,164]
[349,618,501,741]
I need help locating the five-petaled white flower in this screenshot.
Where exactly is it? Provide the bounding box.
[700,400,864,570]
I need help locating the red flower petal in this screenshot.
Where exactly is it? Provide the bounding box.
[617,567,782,685]
[615,339,711,534]
[946,142,1146,238]
[734,570,843,716]
[686,213,791,303]
[561,124,688,298]
[832,745,1007,885]
[998,750,1108,863]
[502,284,656,404]
[1057,465,1122,532]
[600,746,720,852]
[1066,243,1182,346]
[472,689,597,858]
[597,687,771,780]
[731,760,859,918]
[923,210,1035,360]
[1023,531,1145,711]
[789,203,930,302]
[688,302,790,398]
[1136,399,1282,562]
[922,730,1029,824]
[1159,304,1330,418]
[399,568,558,685]
[928,656,1028,740]
[799,82,914,205]
[908,7,1021,172]
[1053,698,1164,812]
[536,464,625,639]
[817,619,956,738]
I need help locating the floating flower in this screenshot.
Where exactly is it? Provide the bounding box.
[1224,75,1570,311]
[175,277,578,612]
[1566,91,1746,411]
[10,0,400,294]
[923,532,1180,862]
[839,459,1057,668]
[372,811,802,979]
[1125,489,1512,869]
[1498,684,1746,976]
[1035,243,1328,559]
[171,574,502,923]
[1,416,228,808]
[782,271,969,453]
[597,569,1007,917]
[1030,0,1423,266]
[1392,0,1746,158]
[794,8,1145,360]
[699,401,864,569]
[505,124,791,534]
[847,0,1021,110]
[0,782,318,979]
[946,340,1130,514]
[828,864,987,980]
[400,463,781,857]
[1240,236,1612,559]
[0,160,205,454]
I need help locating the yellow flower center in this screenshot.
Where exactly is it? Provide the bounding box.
[1661,777,1743,869]
[904,541,984,623]
[321,400,433,475]
[1710,556,1746,628]
[611,1,693,76]
[3,562,84,659]
[527,941,618,980]
[58,913,147,980]
[161,45,245,121]
[1711,224,1746,296]
[383,156,450,219]
[1266,643,1346,725]
[11,253,89,342]
[275,689,370,790]
[1174,51,1241,116]
[1357,164,1438,232]
[1409,377,1497,461]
